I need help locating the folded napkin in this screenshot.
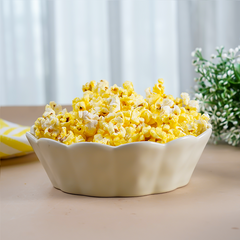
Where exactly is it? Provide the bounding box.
[0,119,33,159]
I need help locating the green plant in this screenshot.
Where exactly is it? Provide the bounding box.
[192,46,240,146]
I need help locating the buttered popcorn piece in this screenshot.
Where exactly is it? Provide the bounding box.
[33,79,211,146]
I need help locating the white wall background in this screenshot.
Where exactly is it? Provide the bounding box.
[0,0,240,106]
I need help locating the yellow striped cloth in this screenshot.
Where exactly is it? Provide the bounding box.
[0,119,33,159]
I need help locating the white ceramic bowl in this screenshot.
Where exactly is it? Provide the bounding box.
[26,128,211,197]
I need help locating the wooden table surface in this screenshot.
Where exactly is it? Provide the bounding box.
[1,106,240,240]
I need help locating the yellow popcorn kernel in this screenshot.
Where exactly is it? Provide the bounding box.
[108,95,121,113]
[154,100,162,112]
[181,92,190,106]
[141,109,152,124]
[189,110,199,118]
[185,100,199,112]
[166,95,175,102]
[173,128,181,138]
[97,128,105,135]
[113,112,124,124]
[98,107,109,117]
[128,133,140,143]
[152,78,165,95]
[118,87,128,98]
[35,117,43,129]
[135,99,148,109]
[174,97,183,106]
[201,113,210,121]
[56,128,75,145]
[166,134,175,143]
[101,88,111,98]
[82,92,90,108]
[62,130,74,145]
[91,79,108,95]
[169,115,178,128]
[136,122,145,133]
[50,101,62,114]
[178,113,190,123]
[155,127,167,140]
[74,101,86,112]
[95,137,110,145]
[113,137,126,146]
[105,113,115,122]
[34,128,43,138]
[43,104,55,118]
[107,122,115,135]
[122,110,131,118]
[162,124,170,132]
[148,137,156,142]
[82,82,91,92]
[139,133,145,141]
[150,128,159,139]
[74,135,85,143]
[125,117,131,125]
[93,134,103,142]
[125,127,135,140]
[172,105,181,115]
[72,97,81,106]
[142,126,151,138]
[70,121,85,136]
[146,93,160,106]
[86,136,94,142]
[60,112,74,128]
[131,109,142,125]
[196,119,208,134]
[121,97,135,111]
[162,115,170,124]
[162,98,174,108]
[58,127,67,139]
[145,87,152,99]
[43,128,54,139]
[90,80,96,90]
[82,80,96,92]
[116,126,126,138]
[110,84,120,95]
[123,81,134,95]
[180,107,186,114]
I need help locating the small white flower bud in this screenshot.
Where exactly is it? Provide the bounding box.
[210,88,215,93]
[222,53,228,58]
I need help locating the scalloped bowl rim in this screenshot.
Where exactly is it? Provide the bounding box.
[26,128,212,149]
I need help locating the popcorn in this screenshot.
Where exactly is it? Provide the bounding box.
[181,92,190,106]
[34,79,212,146]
